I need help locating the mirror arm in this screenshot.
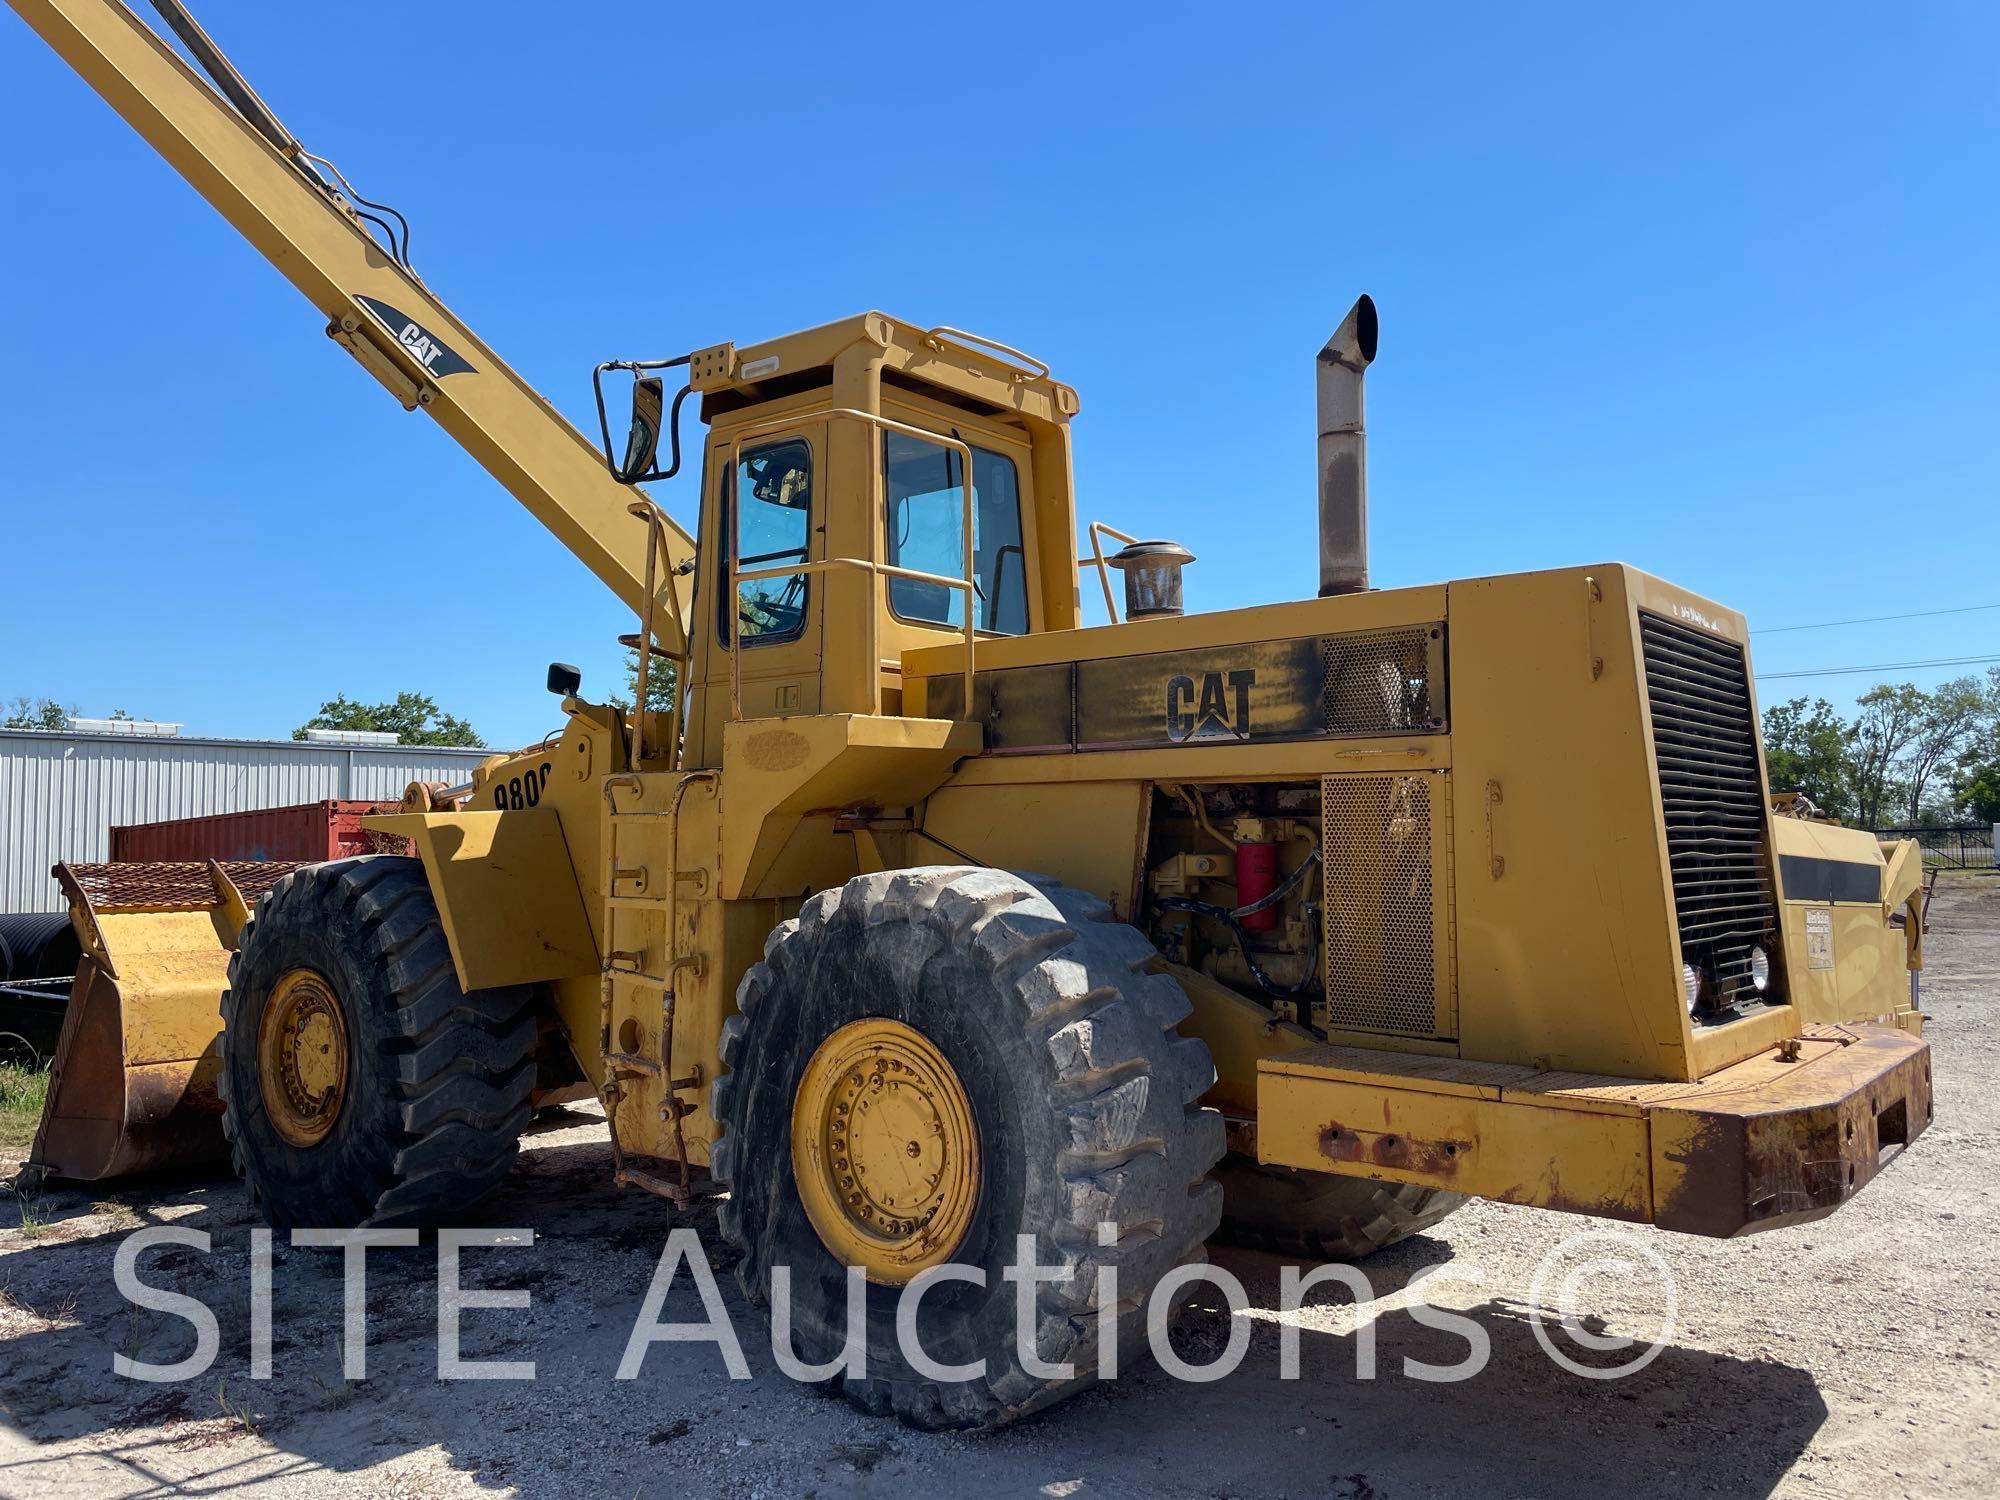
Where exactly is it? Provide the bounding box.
[591,354,693,485]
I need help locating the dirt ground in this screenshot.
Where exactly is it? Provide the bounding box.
[2,878,1995,1500]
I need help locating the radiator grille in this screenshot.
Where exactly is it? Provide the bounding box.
[1321,773,1447,1036]
[1319,626,1445,735]
[1639,613,1782,1001]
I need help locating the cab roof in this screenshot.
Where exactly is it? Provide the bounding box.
[688,312,1080,429]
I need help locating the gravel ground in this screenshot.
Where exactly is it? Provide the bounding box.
[2,876,1995,1499]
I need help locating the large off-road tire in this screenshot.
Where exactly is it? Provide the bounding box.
[711,868,1225,1430]
[219,857,538,1228]
[1214,1153,1464,1261]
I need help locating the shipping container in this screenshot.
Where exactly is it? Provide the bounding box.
[0,728,489,911]
[109,800,408,864]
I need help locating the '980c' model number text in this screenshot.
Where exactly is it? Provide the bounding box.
[491,762,553,810]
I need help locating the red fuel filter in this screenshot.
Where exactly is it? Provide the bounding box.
[1235,840,1279,930]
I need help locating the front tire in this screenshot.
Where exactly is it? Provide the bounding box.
[711,868,1224,1430]
[220,857,538,1227]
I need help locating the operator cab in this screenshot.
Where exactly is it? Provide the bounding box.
[600,313,1085,768]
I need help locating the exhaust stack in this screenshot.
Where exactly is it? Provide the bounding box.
[1316,294,1378,597]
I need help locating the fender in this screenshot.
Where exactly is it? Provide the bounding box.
[363,810,597,991]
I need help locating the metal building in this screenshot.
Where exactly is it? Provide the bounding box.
[0,727,491,912]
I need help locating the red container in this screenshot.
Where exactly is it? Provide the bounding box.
[110,800,405,864]
[1235,840,1279,931]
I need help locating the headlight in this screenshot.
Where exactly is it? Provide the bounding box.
[1681,963,1702,1014]
[1749,946,1771,994]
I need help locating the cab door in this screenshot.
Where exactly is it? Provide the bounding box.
[686,421,826,766]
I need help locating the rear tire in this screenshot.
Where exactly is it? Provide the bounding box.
[1213,1153,1464,1260]
[220,857,537,1228]
[711,868,1224,1430]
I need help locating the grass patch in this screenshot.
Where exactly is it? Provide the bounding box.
[310,1372,360,1410]
[9,1187,45,1238]
[0,1063,50,1152]
[216,1379,260,1438]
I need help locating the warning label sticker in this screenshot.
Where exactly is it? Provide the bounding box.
[1805,908,1834,971]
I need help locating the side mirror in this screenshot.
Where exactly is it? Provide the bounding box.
[592,358,689,486]
[615,376,665,484]
[546,662,582,697]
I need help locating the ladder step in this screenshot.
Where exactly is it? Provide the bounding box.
[606,895,672,910]
[613,1165,689,1206]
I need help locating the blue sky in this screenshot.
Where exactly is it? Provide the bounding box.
[3,1,1994,749]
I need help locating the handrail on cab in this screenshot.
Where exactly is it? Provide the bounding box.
[725,408,977,723]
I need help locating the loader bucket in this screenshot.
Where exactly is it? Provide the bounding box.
[25,860,304,1183]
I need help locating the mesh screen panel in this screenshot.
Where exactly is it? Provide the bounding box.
[1319,626,1444,735]
[1321,774,1445,1036]
[62,861,306,913]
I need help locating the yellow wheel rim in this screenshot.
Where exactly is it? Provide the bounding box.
[790,1019,980,1286]
[256,967,349,1148]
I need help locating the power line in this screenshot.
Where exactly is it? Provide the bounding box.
[1756,653,2000,682]
[1752,602,2000,635]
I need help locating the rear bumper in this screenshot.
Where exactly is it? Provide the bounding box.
[1256,1023,1932,1238]
[1649,1025,1931,1235]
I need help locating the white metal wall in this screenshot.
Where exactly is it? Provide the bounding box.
[0,730,492,912]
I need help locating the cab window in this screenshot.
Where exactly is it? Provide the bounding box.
[720,438,812,645]
[883,431,1027,635]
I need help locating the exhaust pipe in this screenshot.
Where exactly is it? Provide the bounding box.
[1316,294,1378,597]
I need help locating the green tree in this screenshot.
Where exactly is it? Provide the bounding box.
[1847,683,1928,828]
[1958,762,2000,824]
[3,696,75,730]
[1950,667,2000,824]
[1898,674,1994,826]
[610,646,677,716]
[1761,697,1854,819]
[294,692,484,747]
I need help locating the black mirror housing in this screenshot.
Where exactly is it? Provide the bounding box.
[615,375,666,483]
[591,358,689,486]
[546,662,582,697]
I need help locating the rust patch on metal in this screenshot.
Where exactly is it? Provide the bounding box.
[1318,1119,1469,1177]
[1655,1026,1933,1237]
[123,1057,224,1125]
[1534,1166,1650,1224]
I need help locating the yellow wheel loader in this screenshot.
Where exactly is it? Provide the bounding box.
[10,0,1933,1430]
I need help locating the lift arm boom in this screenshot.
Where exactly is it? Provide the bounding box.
[8,0,694,651]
